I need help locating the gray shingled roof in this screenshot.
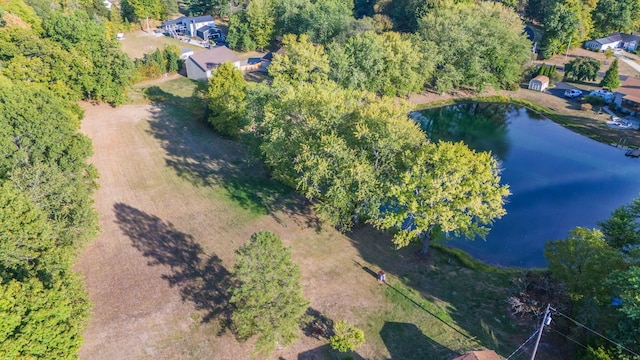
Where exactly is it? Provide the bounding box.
[189,46,240,72]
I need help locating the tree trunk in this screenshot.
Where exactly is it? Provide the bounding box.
[419,232,431,255]
[145,17,150,33]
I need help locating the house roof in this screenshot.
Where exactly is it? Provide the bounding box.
[452,350,502,360]
[619,76,640,104]
[197,25,215,33]
[163,15,215,27]
[261,48,284,61]
[591,32,640,46]
[188,15,214,24]
[188,46,240,72]
[531,75,549,83]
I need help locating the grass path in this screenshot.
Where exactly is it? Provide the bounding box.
[74,78,553,359]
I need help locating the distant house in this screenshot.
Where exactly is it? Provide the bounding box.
[185,46,241,81]
[584,32,640,52]
[260,48,284,71]
[452,350,503,360]
[162,16,215,39]
[528,75,549,92]
[614,76,640,114]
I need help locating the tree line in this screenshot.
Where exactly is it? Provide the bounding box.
[0,1,133,357]
[227,0,532,94]
[545,198,640,358]
[206,46,511,256]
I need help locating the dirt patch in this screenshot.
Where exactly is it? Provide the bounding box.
[74,101,388,359]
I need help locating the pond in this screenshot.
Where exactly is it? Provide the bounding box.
[415,103,640,268]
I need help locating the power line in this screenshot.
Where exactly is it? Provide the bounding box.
[507,329,539,359]
[548,327,588,350]
[553,309,640,358]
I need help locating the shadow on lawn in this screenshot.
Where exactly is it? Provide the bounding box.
[143,85,321,231]
[114,203,231,326]
[347,226,522,358]
[381,322,458,359]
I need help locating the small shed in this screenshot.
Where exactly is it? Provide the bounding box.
[528,75,549,92]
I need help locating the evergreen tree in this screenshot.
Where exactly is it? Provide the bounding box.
[601,58,620,90]
[230,231,309,355]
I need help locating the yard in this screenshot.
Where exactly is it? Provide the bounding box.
[74,77,556,359]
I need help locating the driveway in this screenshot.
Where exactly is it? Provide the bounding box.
[546,81,583,101]
[614,51,640,74]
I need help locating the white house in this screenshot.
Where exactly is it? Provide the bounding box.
[185,46,241,81]
[584,32,640,52]
[528,75,549,92]
[162,16,215,39]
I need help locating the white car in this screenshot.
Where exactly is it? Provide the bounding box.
[564,89,583,98]
[589,89,615,102]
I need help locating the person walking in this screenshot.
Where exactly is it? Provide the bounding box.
[377,270,386,284]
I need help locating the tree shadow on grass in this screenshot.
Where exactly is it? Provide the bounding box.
[113,202,231,326]
[143,85,321,231]
[380,321,458,359]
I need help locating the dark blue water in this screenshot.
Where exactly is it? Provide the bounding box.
[417,104,640,268]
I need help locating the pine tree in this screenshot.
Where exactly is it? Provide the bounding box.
[230,231,309,355]
[601,58,620,90]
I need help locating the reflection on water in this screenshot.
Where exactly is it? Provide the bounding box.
[416,104,640,268]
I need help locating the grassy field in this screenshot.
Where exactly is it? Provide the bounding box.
[74,76,563,360]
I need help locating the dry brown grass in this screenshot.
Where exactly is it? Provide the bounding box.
[74,93,388,359]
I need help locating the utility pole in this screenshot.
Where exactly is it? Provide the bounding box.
[531,304,551,360]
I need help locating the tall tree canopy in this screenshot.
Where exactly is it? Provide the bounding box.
[541,0,592,58]
[591,0,640,37]
[371,141,509,254]
[230,231,309,355]
[206,62,248,138]
[268,34,330,85]
[328,31,434,96]
[563,56,600,82]
[417,2,531,92]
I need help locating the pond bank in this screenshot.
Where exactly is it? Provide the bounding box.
[409,87,640,150]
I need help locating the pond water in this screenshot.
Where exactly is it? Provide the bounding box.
[416,103,640,268]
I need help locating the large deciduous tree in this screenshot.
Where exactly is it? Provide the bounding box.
[417,2,530,92]
[545,228,626,309]
[599,197,640,254]
[121,0,163,32]
[230,231,309,355]
[261,81,425,230]
[542,0,592,58]
[591,0,640,37]
[563,56,601,82]
[206,62,248,138]
[268,34,330,85]
[371,141,509,254]
[328,31,434,96]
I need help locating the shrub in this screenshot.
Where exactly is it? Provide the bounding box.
[582,95,606,106]
[329,321,365,352]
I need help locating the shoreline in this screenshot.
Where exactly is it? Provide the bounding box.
[409,87,640,150]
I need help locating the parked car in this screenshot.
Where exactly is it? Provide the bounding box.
[564,89,583,98]
[589,89,615,102]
